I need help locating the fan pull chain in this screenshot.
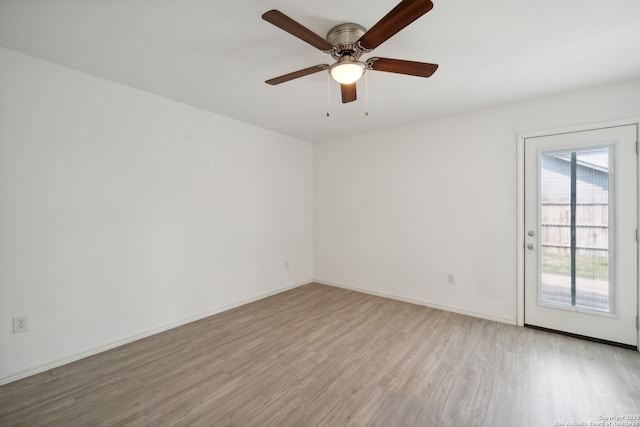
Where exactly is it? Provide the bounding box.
[364,72,369,117]
[326,73,331,117]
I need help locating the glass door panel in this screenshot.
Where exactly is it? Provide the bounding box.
[539,148,611,313]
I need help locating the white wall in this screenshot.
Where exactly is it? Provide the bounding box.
[314,79,640,324]
[0,47,313,383]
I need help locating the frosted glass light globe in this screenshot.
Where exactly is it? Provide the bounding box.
[330,61,365,84]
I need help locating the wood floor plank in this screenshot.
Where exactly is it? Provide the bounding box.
[1,283,639,426]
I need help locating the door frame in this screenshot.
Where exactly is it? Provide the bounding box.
[516,117,640,350]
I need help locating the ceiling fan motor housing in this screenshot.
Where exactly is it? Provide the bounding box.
[326,23,367,60]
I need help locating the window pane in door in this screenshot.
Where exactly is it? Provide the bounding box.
[539,148,611,312]
[575,149,610,312]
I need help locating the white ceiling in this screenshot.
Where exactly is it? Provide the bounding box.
[1,0,640,142]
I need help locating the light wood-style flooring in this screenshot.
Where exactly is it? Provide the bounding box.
[1,283,639,426]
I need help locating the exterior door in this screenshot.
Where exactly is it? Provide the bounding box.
[524,125,638,346]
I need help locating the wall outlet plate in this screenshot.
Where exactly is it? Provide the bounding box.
[13,315,28,333]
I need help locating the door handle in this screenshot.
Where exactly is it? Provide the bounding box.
[527,243,536,250]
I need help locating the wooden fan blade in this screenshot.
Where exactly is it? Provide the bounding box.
[357,0,433,50]
[368,57,438,78]
[262,10,334,51]
[341,83,357,103]
[266,65,329,85]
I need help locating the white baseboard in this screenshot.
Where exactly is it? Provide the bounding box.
[314,278,517,326]
[0,279,312,386]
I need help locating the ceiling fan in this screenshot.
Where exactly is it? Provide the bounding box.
[262,0,438,104]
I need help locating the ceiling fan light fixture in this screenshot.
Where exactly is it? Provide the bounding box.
[263,2,438,104]
[329,58,365,84]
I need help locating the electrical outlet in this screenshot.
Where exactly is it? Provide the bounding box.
[447,273,456,285]
[13,315,28,333]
